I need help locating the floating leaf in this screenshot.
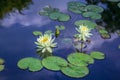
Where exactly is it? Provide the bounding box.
[0,58,5,65]
[42,56,68,71]
[118,45,120,49]
[107,0,120,2]
[55,25,65,30]
[17,57,43,72]
[33,31,42,36]
[118,2,120,8]
[0,65,4,71]
[82,12,102,19]
[58,13,70,22]
[61,38,72,44]
[67,53,94,66]
[90,51,105,59]
[85,5,104,13]
[49,12,60,20]
[98,29,111,39]
[61,64,89,78]
[74,20,97,29]
[39,6,59,16]
[49,12,70,21]
[45,30,53,35]
[67,1,86,14]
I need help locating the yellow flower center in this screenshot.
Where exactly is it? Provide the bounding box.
[41,37,49,43]
[80,26,88,32]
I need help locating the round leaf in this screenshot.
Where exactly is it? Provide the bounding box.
[67,1,86,14]
[67,53,94,66]
[49,12,60,20]
[74,20,97,29]
[82,12,102,19]
[61,64,89,78]
[85,5,104,13]
[58,13,70,22]
[17,57,43,72]
[90,51,105,59]
[42,56,68,71]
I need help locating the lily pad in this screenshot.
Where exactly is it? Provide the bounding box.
[42,56,68,71]
[61,64,89,78]
[118,3,120,8]
[85,5,104,13]
[98,29,111,39]
[58,13,70,22]
[49,12,60,20]
[74,20,97,29]
[0,58,5,65]
[67,1,86,14]
[55,25,65,30]
[90,51,105,59]
[39,6,59,16]
[32,31,42,36]
[17,57,43,72]
[107,0,120,2]
[0,65,4,71]
[49,12,70,21]
[67,53,94,66]
[82,12,102,19]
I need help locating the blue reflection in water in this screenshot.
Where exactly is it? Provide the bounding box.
[0,0,120,80]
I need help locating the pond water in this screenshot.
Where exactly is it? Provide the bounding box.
[0,0,120,80]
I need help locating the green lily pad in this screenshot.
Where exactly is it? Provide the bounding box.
[108,0,120,2]
[0,65,4,71]
[58,13,70,22]
[82,12,102,19]
[17,57,43,72]
[49,12,70,21]
[85,5,104,13]
[67,53,94,66]
[42,56,68,71]
[0,58,5,65]
[118,3,120,8]
[61,64,89,78]
[98,29,111,39]
[39,6,59,16]
[49,12,60,20]
[74,20,97,29]
[67,1,86,14]
[32,31,42,36]
[90,51,105,59]
[55,25,65,30]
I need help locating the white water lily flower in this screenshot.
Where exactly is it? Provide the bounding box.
[35,34,57,53]
[76,24,92,41]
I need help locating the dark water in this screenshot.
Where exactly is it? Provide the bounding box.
[0,0,120,80]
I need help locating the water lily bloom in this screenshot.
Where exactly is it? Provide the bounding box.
[35,34,57,53]
[76,24,92,41]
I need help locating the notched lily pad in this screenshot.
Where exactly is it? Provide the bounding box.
[82,12,102,19]
[42,56,68,71]
[17,57,43,72]
[61,64,89,78]
[90,51,105,59]
[85,5,104,13]
[67,53,94,66]
[67,1,86,14]
[75,20,97,29]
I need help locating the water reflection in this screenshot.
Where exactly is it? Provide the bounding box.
[0,0,33,19]
[86,0,120,32]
